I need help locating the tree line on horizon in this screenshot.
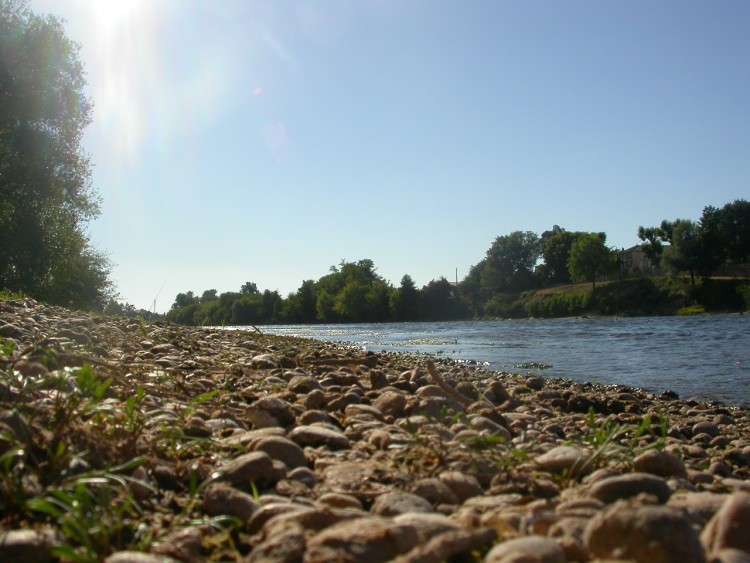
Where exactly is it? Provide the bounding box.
[165,198,749,325]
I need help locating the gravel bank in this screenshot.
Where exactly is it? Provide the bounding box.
[1,297,749,562]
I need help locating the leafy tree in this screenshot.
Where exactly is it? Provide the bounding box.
[480,231,542,294]
[708,200,750,264]
[200,289,218,303]
[538,226,586,286]
[660,219,705,288]
[568,233,615,290]
[173,291,198,309]
[0,0,112,308]
[390,275,421,321]
[421,278,466,320]
[240,282,259,295]
[637,226,666,266]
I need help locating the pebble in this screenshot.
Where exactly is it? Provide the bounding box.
[213,451,274,489]
[288,424,351,449]
[371,491,435,516]
[633,449,688,478]
[701,492,750,555]
[588,472,672,504]
[485,536,566,563]
[584,503,705,563]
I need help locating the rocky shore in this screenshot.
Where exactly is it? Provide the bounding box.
[1,298,750,562]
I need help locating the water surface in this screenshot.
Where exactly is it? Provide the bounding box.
[254,315,750,407]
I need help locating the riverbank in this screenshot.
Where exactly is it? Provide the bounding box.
[1,298,750,561]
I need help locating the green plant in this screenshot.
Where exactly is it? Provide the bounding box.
[27,458,152,562]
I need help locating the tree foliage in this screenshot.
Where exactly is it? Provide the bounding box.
[0,0,111,308]
[568,233,615,290]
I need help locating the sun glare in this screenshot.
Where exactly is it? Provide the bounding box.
[89,0,145,33]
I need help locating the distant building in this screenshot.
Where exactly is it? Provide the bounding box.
[620,245,663,274]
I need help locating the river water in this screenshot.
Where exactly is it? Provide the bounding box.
[254,315,750,408]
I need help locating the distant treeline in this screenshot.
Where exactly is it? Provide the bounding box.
[166,199,750,325]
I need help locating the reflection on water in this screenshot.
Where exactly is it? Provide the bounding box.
[247,315,750,407]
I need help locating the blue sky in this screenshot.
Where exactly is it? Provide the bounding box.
[30,1,750,312]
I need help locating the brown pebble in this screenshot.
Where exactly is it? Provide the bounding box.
[584,503,705,563]
[701,492,750,555]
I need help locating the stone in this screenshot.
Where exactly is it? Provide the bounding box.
[372,391,408,417]
[371,491,435,516]
[633,449,688,478]
[288,424,350,450]
[485,536,566,563]
[305,516,420,563]
[393,528,497,563]
[251,435,308,468]
[202,482,258,522]
[701,492,750,555]
[250,353,281,369]
[535,445,594,477]
[710,549,750,563]
[251,396,296,426]
[105,552,180,563]
[668,492,729,528]
[584,503,705,563]
[588,472,672,504]
[410,478,460,505]
[693,421,722,437]
[245,525,306,562]
[213,451,274,489]
[438,471,483,503]
[0,528,58,563]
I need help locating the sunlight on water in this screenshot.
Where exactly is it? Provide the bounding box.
[249,315,750,407]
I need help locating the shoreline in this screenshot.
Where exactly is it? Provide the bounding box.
[1,298,750,561]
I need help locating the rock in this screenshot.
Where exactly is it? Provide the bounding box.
[633,449,688,478]
[151,526,203,561]
[0,528,58,563]
[252,396,296,426]
[535,445,594,477]
[701,492,750,555]
[247,525,306,562]
[410,478,460,505]
[438,471,483,503]
[213,451,274,489]
[305,516,420,563]
[693,421,722,437]
[251,435,308,468]
[0,323,23,338]
[668,492,730,528]
[318,492,364,509]
[250,354,281,369]
[393,527,497,563]
[584,503,705,563]
[105,552,180,563]
[288,425,351,450]
[391,512,460,541]
[202,483,258,522]
[710,548,750,563]
[485,536,566,563]
[589,472,672,504]
[371,491,435,516]
[372,391,408,417]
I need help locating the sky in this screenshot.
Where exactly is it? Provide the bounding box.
[29,0,750,313]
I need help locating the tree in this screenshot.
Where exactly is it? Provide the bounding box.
[480,231,543,294]
[637,226,666,266]
[390,275,421,321]
[0,1,111,308]
[709,200,750,264]
[659,219,707,288]
[538,226,586,286]
[568,233,615,290]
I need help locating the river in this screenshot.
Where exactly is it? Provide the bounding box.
[253,315,750,408]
